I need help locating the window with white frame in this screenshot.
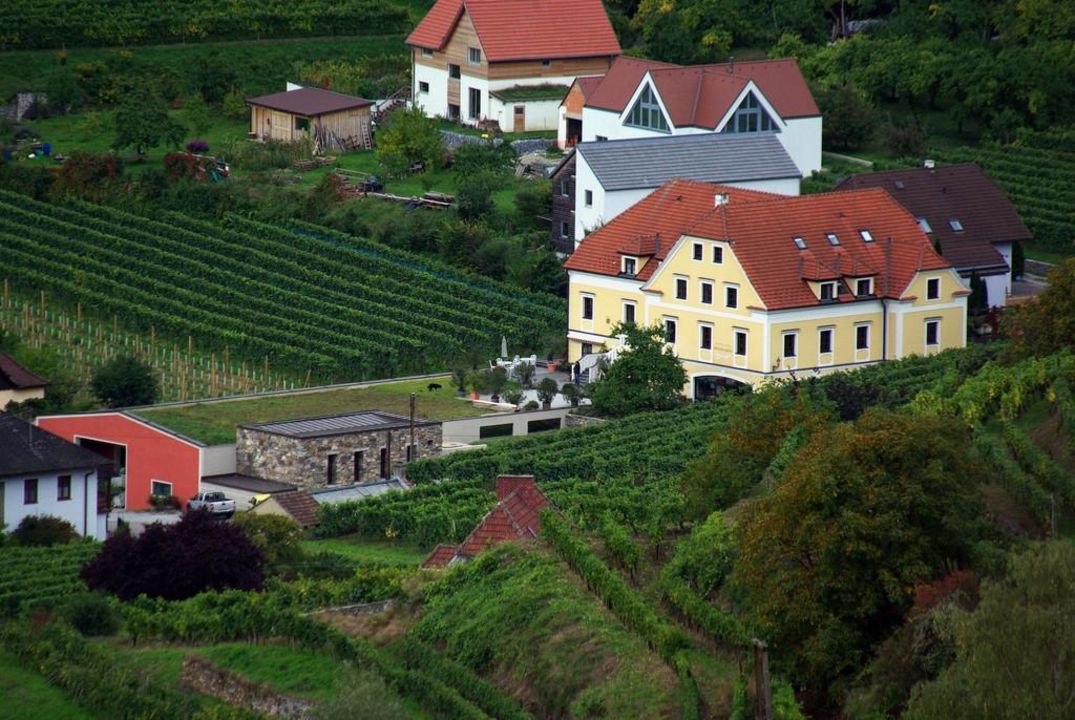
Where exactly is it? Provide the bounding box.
[622,301,636,325]
[926,277,940,300]
[856,278,872,296]
[581,294,594,320]
[725,284,738,309]
[712,246,723,264]
[782,331,798,358]
[720,92,778,133]
[819,282,837,301]
[699,323,713,350]
[664,317,677,344]
[625,84,669,132]
[925,318,940,346]
[855,323,870,351]
[622,256,637,276]
[468,47,481,64]
[700,280,713,305]
[675,276,688,300]
[734,329,747,357]
[692,242,703,260]
[151,480,172,497]
[819,327,833,355]
[584,189,593,207]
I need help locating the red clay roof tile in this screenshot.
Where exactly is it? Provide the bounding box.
[407,0,620,62]
[421,543,459,569]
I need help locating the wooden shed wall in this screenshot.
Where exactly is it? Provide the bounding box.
[249,105,371,146]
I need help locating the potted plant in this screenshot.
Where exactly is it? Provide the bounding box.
[536,377,559,410]
[502,380,524,408]
[513,361,536,389]
[560,382,580,408]
[452,367,468,397]
[484,366,508,402]
[465,370,485,400]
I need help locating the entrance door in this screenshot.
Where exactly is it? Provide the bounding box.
[468,87,481,120]
[513,105,525,133]
[379,447,389,479]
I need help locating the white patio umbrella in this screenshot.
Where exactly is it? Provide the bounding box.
[500,335,508,358]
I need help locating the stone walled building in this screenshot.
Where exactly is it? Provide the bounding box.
[236,411,442,490]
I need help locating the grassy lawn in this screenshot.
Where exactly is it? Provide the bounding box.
[136,376,492,444]
[1024,248,1070,266]
[302,536,429,565]
[0,650,96,720]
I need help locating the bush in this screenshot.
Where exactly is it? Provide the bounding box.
[315,669,410,720]
[12,515,78,546]
[186,138,210,154]
[536,376,559,406]
[233,513,304,568]
[90,354,159,408]
[148,494,182,511]
[82,509,264,600]
[63,592,121,636]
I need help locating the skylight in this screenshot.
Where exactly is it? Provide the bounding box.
[949,219,964,231]
[826,233,840,246]
[793,236,806,250]
[859,229,874,242]
[917,218,933,234]
[894,180,905,190]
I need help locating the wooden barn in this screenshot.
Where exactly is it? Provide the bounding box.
[246,87,373,153]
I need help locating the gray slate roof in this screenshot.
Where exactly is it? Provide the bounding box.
[200,473,296,494]
[576,132,800,192]
[311,478,410,504]
[0,412,106,479]
[241,410,438,439]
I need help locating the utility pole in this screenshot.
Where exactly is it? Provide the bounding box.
[753,639,773,720]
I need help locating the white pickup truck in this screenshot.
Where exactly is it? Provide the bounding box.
[187,491,236,518]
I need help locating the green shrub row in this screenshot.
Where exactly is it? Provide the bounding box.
[974,431,1051,521]
[0,543,98,618]
[596,512,641,576]
[1002,425,1075,504]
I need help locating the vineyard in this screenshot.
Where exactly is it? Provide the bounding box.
[0,190,565,385]
[933,135,1075,254]
[0,0,410,49]
[0,544,98,618]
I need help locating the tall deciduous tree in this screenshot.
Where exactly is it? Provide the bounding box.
[1001,258,1075,360]
[905,541,1075,720]
[731,409,986,688]
[112,88,184,157]
[374,105,442,178]
[588,323,686,417]
[91,354,159,408]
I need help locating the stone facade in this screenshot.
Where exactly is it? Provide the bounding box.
[180,656,315,719]
[236,422,441,490]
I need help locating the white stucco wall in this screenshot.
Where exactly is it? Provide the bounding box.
[460,72,489,123]
[413,64,449,118]
[983,274,1008,308]
[778,116,822,178]
[993,241,1013,300]
[2,470,104,540]
[488,96,561,131]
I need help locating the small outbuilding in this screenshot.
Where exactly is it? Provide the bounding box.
[246,86,373,153]
[0,353,47,410]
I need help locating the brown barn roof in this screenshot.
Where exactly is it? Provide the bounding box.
[406,0,620,62]
[246,87,372,117]
[836,163,1028,274]
[272,490,321,527]
[0,353,47,391]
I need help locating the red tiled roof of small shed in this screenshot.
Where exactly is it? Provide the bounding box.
[246,87,372,117]
[272,490,321,527]
[456,480,550,558]
[421,543,459,569]
[0,352,47,391]
[566,180,955,310]
[407,0,621,62]
[586,57,818,125]
[564,180,779,282]
[836,163,1028,273]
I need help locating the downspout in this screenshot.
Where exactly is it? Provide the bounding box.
[882,238,892,362]
[83,471,91,538]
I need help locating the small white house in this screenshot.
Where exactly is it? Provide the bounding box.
[1,412,107,539]
[569,56,822,179]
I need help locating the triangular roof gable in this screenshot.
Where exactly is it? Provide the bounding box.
[642,228,768,310]
[619,75,673,132]
[713,82,784,133]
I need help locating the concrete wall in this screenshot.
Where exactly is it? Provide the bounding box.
[200,444,237,477]
[1,469,104,540]
[236,424,442,489]
[441,407,572,444]
[488,95,561,131]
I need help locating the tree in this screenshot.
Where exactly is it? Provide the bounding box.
[536,376,559,408]
[818,82,878,150]
[375,105,443,178]
[455,171,497,221]
[905,542,1075,720]
[967,271,987,313]
[112,88,184,157]
[1001,258,1075,360]
[731,409,986,689]
[232,513,303,568]
[91,355,159,408]
[82,509,264,600]
[587,323,686,417]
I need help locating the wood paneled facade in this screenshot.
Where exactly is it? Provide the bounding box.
[249,105,371,148]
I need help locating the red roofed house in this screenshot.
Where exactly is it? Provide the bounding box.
[836,162,1031,308]
[0,352,47,410]
[406,0,620,132]
[422,475,550,568]
[561,56,822,179]
[564,179,969,398]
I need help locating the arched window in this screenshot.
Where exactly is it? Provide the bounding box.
[625,84,670,132]
[721,92,778,134]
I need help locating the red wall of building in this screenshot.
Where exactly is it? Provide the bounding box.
[37,413,201,511]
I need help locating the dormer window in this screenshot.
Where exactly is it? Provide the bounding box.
[856,278,872,296]
[949,219,964,232]
[721,92,778,134]
[826,233,840,246]
[793,236,806,250]
[859,229,874,242]
[917,217,933,234]
[625,84,669,132]
[622,256,637,276]
[819,282,837,302]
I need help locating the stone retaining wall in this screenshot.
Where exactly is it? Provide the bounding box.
[180,655,315,719]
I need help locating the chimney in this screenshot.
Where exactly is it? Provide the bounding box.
[496,475,536,501]
[924,159,935,169]
[714,192,729,207]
